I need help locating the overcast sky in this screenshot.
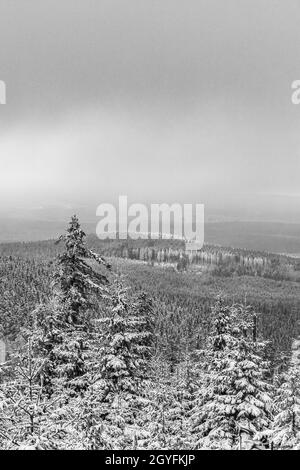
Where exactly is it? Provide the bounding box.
[1,0,300,222]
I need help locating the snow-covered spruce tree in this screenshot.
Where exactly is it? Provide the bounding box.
[99,280,153,396]
[192,300,273,450]
[79,280,154,449]
[54,215,111,324]
[223,306,273,450]
[191,298,236,449]
[30,298,88,395]
[31,215,111,394]
[272,366,300,449]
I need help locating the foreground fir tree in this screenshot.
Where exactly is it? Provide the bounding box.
[99,280,153,397]
[31,299,87,395]
[78,281,154,449]
[191,299,236,449]
[32,215,111,393]
[192,300,273,450]
[272,366,300,450]
[223,307,273,450]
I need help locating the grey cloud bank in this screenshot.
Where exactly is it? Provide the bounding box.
[0,0,300,221]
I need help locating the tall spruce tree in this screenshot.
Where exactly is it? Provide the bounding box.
[31,216,111,393]
[31,299,87,394]
[79,280,155,449]
[99,280,153,397]
[54,215,111,324]
[192,301,273,449]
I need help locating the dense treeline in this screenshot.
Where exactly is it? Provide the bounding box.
[0,256,51,340]
[0,217,299,450]
[112,259,300,372]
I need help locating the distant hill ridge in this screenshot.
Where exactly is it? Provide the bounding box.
[1,218,300,256]
[0,233,296,265]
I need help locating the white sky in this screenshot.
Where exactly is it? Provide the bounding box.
[1,0,300,221]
